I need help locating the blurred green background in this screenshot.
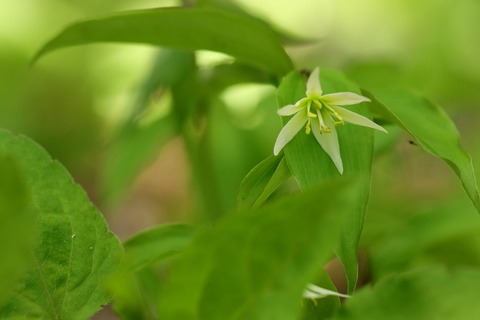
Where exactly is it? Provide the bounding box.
[2,0,480,294]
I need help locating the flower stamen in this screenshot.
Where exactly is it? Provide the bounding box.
[317,111,331,133]
[305,120,311,134]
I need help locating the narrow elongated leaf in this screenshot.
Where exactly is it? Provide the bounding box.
[124,224,196,271]
[32,7,293,76]
[366,89,480,212]
[277,70,375,292]
[158,178,357,320]
[237,155,291,210]
[130,49,195,119]
[0,156,34,307]
[335,267,480,319]
[102,50,194,205]
[0,130,123,320]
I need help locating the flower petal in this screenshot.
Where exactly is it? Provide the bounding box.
[306,67,323,97]
[321,92,370,106]
[311,110,344,174]
[334,106,388,133]
[277,103,304,116]
[273,111,308,155]
[303,284,350,299]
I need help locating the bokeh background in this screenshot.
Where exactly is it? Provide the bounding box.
[2,0,480,316]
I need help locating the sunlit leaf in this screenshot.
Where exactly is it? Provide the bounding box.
[237,155,291,210]
[277,70,375,292]
[335,267,480,319]
[158,178,357,320]
[367,89,480,213]
[0,130,123,320]
[32,7,293,76]
[0,155,34,308]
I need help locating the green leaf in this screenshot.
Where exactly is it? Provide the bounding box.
[335,267,480,319]
[130,49,195,119]
[0,155,35,308]
[158,177,358,320]
[277,70,375,292]
[237,155,291,210]
[32,7,293,76]
[0,130,123,320]
[124,224,196,271]
[366,89,480,213]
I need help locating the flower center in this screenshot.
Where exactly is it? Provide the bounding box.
[304,99,345,134]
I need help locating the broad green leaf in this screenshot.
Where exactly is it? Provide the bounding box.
[124,224,196,271]
[0,130,123,320]
[0,155,35,307]
[366,89,480,212]
[32,7,293,76]
[237,155,291,210]
[277,70,375,292]
[158,178,358,320]
[335,267,480,319]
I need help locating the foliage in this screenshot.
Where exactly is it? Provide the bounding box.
[1,1,480,319]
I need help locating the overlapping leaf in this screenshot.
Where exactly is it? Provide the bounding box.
[158,178,357,320]
[124,224,196,271]
[335,267,480,319]
[0,130,122,320]
[237,155,291,210]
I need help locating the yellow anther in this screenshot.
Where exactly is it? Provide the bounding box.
[334,120,345,126]
[321,126,332,133]
[307,111,317,118]
[305,121,311,134]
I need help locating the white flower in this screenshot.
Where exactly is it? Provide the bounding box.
[303,283,350,300]
[274,67,387,174]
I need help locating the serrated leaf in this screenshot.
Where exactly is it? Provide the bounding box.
[335,267,480,319]
[366,89,480,213]
[277,70,375,292]
[124,224,196,271]
[237,155,291,210]
[0,130,123,320]
[32,7,293,76]
[158,178,358,320]
[0,155,35,307]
